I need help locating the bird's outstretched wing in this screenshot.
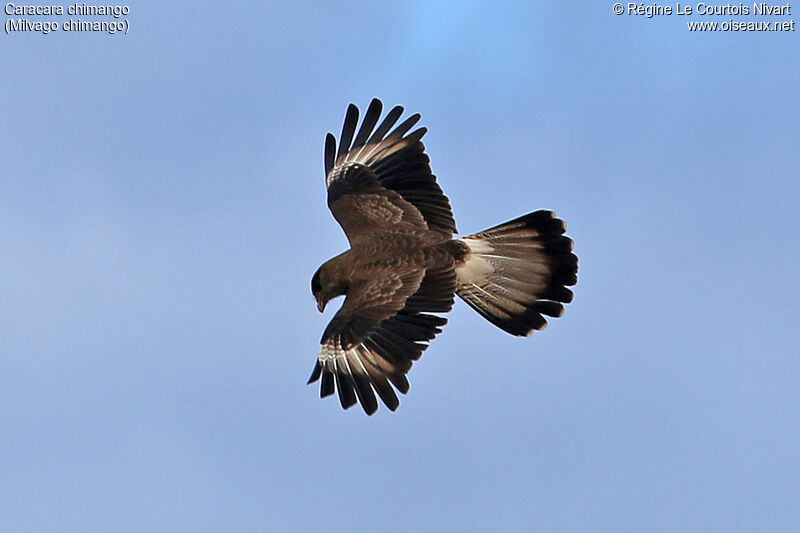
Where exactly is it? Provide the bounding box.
[325,99,457,244]
[308,265,456,415]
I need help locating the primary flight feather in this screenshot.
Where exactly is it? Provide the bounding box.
[309,99,578,415]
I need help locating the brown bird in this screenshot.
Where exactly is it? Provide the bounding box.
[309,99,578,415]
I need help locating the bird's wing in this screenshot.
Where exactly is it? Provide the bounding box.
[308,265,456,415]
[325,99,457,245]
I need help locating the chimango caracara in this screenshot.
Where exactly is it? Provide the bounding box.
[309,99,578,415]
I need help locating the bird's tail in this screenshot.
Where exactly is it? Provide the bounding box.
[454,210,578,336]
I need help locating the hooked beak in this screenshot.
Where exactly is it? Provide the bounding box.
[315,292,326,313]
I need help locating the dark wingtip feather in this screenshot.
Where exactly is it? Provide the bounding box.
[360,355,400,412]
[337,104,359,160]
[324,133,336,176]
[347,354,379,415]
[381,393,400,411]
[388,113,421,140]
[354,385,378,415]
[320,370,335,398]
[334,371,358,409]
[351,99,383,150]
[406,127,427,145]
[307,361,322,384]
[388,373,410,394]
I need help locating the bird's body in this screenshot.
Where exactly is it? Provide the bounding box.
[309,99,578,415]
[346,233,456,275]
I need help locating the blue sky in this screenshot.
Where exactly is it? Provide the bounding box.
[1,2,798,531]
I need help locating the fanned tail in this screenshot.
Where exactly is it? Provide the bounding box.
[455,210,578,336]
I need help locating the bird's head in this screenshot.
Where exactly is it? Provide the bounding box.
[311,262,348,313]
[311,267,327,312]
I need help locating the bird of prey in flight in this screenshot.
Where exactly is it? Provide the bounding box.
[309,99,578,415]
